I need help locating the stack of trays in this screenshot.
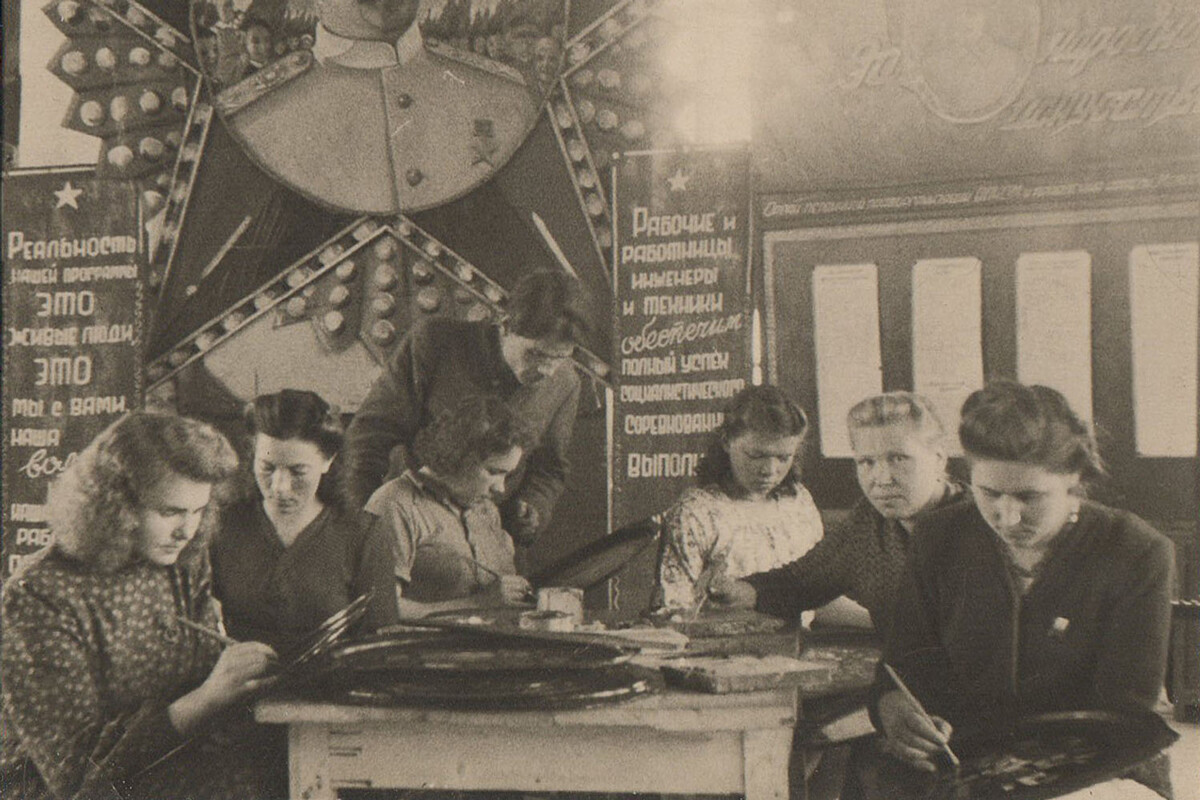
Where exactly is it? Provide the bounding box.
[303,625,663,711]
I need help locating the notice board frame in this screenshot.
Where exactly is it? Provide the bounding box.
[761,200,1199,525]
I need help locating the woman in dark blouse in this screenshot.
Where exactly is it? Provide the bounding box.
[211,389,399,658]
[713,391,963,639]
[868,382,1174,799]
[0,412,282,800]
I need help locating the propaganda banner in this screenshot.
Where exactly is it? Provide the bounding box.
[2,169,143,577]
[611,148,752,530]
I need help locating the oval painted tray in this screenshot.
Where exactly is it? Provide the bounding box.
[530,520,660,590]
[870,709,1178,800]
[320,664,664,711]
[320,629,633,674]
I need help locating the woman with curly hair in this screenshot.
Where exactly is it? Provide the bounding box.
[365,394,535,617]
[0,412,284,800]
[211,389,399,658]
[658,385,824,611]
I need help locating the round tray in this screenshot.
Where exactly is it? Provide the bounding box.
[531,520,660,590]
[319,664,664,711]
[319,629,633,674]
[872,709,1178,800]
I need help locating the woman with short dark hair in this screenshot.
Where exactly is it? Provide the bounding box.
[211,389,399,657]
[366,394,536,617]
[658,385,824,610]
[869,381,1175,799]
[0,412,284,800]
[342,270,587,546]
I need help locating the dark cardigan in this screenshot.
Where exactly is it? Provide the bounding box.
[872,499,1175,797]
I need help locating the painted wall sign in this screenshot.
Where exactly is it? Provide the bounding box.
[758,164,1200,227]
[2,169,143,577]
[611,148,752,530]
[754,0,1200,191]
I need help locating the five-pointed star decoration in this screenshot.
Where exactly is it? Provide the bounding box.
[54,181,84,209]
[666,168,690,192]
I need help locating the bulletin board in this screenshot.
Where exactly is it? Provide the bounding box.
[762,196,1199,524]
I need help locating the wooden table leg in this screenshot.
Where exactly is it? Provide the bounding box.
[288,725,335,800]
[743,728,793,800]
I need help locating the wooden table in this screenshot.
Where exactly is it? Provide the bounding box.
[256,688,797,800]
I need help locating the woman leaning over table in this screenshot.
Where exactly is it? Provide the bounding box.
[366,394,536,618]
[0,412,284,800]
[712,391,964,639]
[867,381,1175,799]
[211,389,399,658]
[658,385,824,611]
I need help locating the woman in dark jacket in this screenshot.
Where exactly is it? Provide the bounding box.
[211,389,399,658]
[712,391,963,638]
[871,381,1174,799]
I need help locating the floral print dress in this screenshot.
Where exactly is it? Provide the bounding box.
[0,547,283,800]
[659,483,825,610]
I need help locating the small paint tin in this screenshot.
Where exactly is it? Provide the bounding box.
[537,586,584,623]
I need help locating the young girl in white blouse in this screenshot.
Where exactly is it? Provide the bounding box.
[658,385,823,610]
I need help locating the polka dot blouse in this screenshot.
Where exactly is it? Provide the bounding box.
[0,546,224,798]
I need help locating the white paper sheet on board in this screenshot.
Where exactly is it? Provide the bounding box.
[1130,242,1199,457]
[911,258,984,454]
[812,264,883,457]
[1016,251,1093,422]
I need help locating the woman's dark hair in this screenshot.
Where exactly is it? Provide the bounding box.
[48,412,239,573]
[412,395,534,478]
[506,270,589,344]
[695,385,809,495]
[239,12,273,33]
[959,381,1104,480]
[245,389,345,507]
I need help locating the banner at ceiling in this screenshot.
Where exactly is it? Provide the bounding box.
[2,169,144,578]
[611,147,752,532]
[753,0,1200,192]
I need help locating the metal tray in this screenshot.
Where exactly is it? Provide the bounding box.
[320,664,664,711]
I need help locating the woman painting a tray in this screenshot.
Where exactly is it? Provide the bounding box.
[712,390,964,637]
[658,385,824,611]
[863,381,1175,799]
[366,394,535,617]
[0,413,284,799]
[210,389,400,658]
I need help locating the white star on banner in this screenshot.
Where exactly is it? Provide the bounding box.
[54,181,84,209]
[666,168,691,192]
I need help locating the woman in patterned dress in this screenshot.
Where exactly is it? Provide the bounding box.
[658,385,824,611]
[0,412,285,800]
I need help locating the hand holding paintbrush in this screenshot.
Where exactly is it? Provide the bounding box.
[449,551,535,605]
[690,554,729,620]
[879,663,959,773]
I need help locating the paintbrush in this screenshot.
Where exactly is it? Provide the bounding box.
[175,615,238,647]
[690,556,727,622]
[883,663,960,768]
[447,553,536,603]
[452,551,504,580]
